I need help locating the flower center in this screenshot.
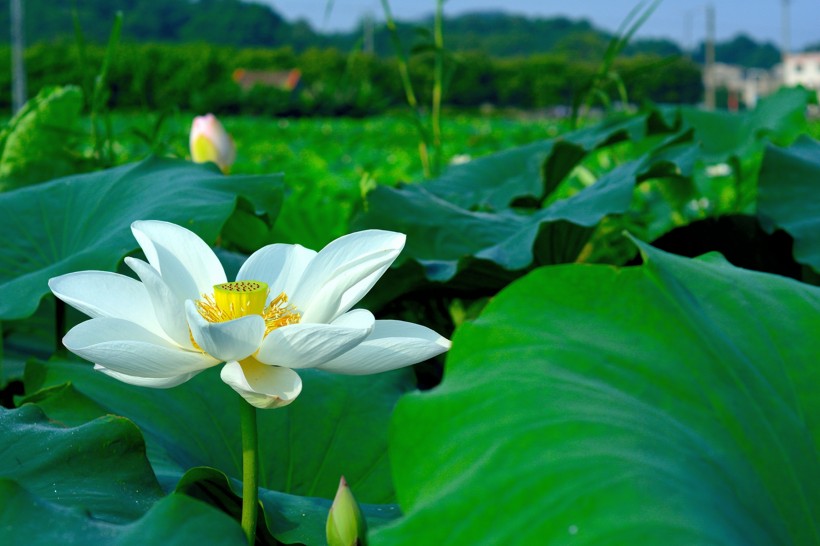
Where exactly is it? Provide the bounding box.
[262,291,301,334]
[196,280,301,335]
[215,280,268,317]
[198,280,268,320]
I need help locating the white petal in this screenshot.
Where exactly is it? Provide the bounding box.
[94,364,200,388]
[292,230,405,324]
[220,359,302,409]
[237,243,316,301]
[255,309,375,369]
[316,320,451,375]
[48,271,170,340]
[64,317,219,378]
[126,257,194,350]
[185,300,265,362]
[131,220,226,300]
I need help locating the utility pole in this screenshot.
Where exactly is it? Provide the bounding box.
[10,0,26,113]
[363,11,374,54]
[781,0,790,83]
[704,3,716,110]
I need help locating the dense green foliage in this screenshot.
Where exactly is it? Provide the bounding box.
[1,75,819,545]
[0,85,87,189]
[0,42,703,114]
[353,88,815,298]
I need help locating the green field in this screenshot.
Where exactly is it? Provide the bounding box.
[109,111,566,248]
[116,110,564,177]
[74,106,820,253]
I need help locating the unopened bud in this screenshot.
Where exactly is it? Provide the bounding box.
[189,113,236,174]
[327,476,367,546]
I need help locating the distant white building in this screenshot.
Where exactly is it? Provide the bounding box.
[703,62,780,109]
[704,62,743,91]
[702,52,820,109]
[782,52,820,95]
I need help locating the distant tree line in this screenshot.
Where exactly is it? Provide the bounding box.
[0,0,313,49]
[0,42,703,115]
[0,0,784,68]
[0,0,705,114]
[690,34,781,69]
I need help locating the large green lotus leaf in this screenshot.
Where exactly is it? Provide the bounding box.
[421,112,655,211]
[392,112,667,216]
[356,136,695,284]
[0,157,283,321]
[0,481,246,546]
[373,242,820,545]
[423,139,557,210]
[24,361,411,544]
[24,359,413,501]
[176,466,399,545]
[681,86,812,161]
[758,136,820,273]
[24,360,410,502]
[0,404,163,522]
[0,86,88,191]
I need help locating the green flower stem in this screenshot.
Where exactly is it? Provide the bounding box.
[55,297,66,355]
[0,321,4,389]
[240,398,259,545]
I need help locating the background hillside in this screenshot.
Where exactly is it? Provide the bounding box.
[0,0,786,67]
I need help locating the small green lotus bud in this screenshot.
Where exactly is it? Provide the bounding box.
[327,476,367,546]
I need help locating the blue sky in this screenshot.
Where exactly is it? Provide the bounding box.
[261,0,820,50]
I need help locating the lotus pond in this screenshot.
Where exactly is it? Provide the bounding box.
[1,86,819,545]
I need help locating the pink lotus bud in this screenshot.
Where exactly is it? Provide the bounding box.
[189,114,236,174]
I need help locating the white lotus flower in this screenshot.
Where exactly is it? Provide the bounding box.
[49,220,450,409]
